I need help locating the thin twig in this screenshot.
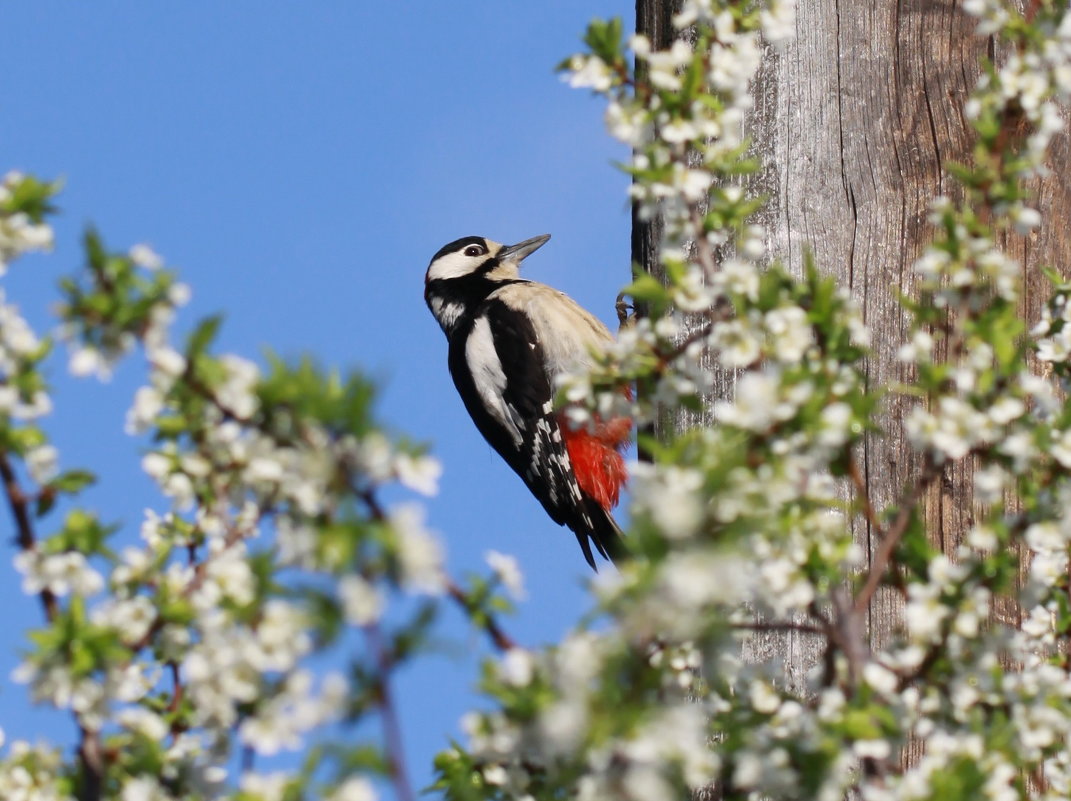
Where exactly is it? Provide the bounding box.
[854,459,940,613]
[848,451,882,536]
[168,662,184,715]
[689,204,719,278]
[447,580,518,653]
[0,452,59,620]
[832,587,869,688]
[366,624,416,801]
[0,452,103,800]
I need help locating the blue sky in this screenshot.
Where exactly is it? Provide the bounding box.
[2,2,634,794]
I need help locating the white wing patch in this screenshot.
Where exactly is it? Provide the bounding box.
[466,316,524,447]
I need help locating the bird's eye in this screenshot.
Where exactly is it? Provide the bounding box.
[464,245,486,257]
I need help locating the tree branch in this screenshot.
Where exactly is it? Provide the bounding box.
[447,580,518,653]
[0,452,58,620]
[854,458,940,613]
[0,451,103,799]
[366,623,416,801]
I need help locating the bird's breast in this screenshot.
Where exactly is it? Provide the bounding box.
[491,283,613,379]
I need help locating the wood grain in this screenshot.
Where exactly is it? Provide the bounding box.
[634,0,1071,795]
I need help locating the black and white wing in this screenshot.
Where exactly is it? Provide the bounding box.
[447,296,619,567]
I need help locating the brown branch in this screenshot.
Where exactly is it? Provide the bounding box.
[854,458,940,613]
[1023,0,1044,28]
[366,624,416,801]
[168,662,184,715]
[689,204,719,278]
[0,451,104,799]
[848,450,882,536]
[0,452,59,621]
[77,728,104,801]
[447,580,518,653]
[833,587,870,688]
[0,452,35,550]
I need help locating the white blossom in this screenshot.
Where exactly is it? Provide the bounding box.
[630,462,704,540]
[761,0,796,48]
[128,243,164,270]
[391,503,446,595]
[338,574,384,626]
[25,444,59,485]
[566,55,613,92]
[14,550,104,597]
[394,452,441,496]
[498,649,535,687]
[485,550,526,601]
[125,386,165,434]
[764,305,812,363]
[326,777,377,801]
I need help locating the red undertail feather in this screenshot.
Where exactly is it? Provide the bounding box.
[559,413,631,511]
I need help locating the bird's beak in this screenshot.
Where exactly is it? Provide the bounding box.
[498,234,550,264]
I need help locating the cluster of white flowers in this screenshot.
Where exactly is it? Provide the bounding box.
[446,3,1071,801]
[0,172,53,275]
[911,200,1024,304]
[390,502,447,593]
[964,1,1071,172]
[1034,290,1071,363]
[0,741,69,801]
[237,669,348,755]
[0,173,463,799]
[565,1,782,246]
[14,644,158,733]
[64,245,191,382]
[454,629,720,800]
[708,302,808,368]
[13,549,104,597]
[0,288,52,420]
[579,704,718,801]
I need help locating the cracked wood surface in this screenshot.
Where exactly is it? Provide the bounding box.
[627,1,1071,796]
[752,0,1070,665]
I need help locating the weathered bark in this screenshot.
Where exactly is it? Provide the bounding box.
[631,0,679,294]
[634,0,1071,793]
[633,0,683,454]
[754,0,1071,646]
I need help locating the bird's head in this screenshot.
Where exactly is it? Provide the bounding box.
[424,234,550,335]
[425,234,551,285]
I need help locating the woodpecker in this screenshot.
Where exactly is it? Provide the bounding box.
[424,234,630,569]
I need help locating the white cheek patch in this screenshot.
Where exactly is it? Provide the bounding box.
[429,297,464,330]
[427,251,481,281]
[466,317,524,446]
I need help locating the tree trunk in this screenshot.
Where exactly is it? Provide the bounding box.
[632,0,683,455]
[633,0,1071,788]
[751,0,1071,644]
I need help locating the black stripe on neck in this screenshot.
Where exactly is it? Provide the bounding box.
[425,276,529,326]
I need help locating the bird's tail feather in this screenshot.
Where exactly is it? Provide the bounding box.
[573,499,627,571]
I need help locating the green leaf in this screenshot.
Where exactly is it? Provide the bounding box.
[51,470,96,495]
[35,491,56,519]
[582,17,624,63]
[3,175,61,221]
[185,315,222,360]
[623,272,669,310]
